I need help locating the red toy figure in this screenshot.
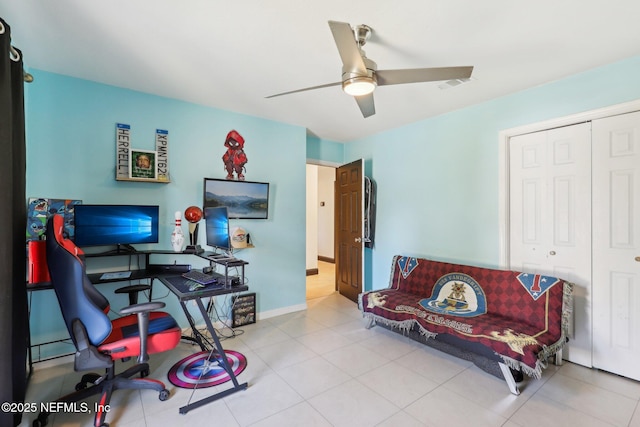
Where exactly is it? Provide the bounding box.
[222,130,248,180]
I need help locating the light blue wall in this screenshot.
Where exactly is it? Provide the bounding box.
[306,135,344,164]
[26,70,307,357]
[343,55,640,291]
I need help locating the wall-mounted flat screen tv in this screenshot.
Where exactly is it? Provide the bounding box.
[74,204,160,248]
[203,178,269,219]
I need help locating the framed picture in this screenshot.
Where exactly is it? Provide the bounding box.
[26,198,82,241]
[232,292,256,327]
[203,177,270,219]
[130,149,157,179]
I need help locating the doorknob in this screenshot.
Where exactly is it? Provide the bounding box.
[354,237,362,243]
[635,256,640,262]
[549,250,556,256]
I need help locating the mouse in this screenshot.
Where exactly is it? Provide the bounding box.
[188,282,205,291]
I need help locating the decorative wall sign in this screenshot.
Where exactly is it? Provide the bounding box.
[222,129,248,180]
[115,123,131,179]
[155,129,169,181]
[115,123,170,183]
[232,293,256,327]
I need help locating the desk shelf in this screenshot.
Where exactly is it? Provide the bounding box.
[115,177,170,184]
[87,270,151,284]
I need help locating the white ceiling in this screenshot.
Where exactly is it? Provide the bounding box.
[3,1,640,142]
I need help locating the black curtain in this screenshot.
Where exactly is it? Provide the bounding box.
[0,17,28,427]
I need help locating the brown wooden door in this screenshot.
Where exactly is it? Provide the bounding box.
[335,159,363,302]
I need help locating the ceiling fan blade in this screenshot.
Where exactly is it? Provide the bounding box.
[265,81,342,98]
[328,20,367,74]
[376,66,473,86]
[354,93,375,118]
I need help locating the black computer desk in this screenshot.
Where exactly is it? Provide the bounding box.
[26,250,247,368]
[158,274,249,414]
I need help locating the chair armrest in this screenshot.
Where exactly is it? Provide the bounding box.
[119,301,165,315]
[119,301,166,364]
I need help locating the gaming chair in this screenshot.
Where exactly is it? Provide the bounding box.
[33,214,181,427]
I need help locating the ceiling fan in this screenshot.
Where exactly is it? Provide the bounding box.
[266,20,474,118]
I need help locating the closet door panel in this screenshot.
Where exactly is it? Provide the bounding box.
[592,111,640,380]
[509,123,592,366]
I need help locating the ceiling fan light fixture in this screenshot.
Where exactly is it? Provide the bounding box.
[342,76,377,96]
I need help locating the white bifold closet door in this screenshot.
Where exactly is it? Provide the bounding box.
[510,111,640,380]
[592,111,640,381]
[509,123,592,367]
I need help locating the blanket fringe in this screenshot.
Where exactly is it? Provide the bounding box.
[499,354,544,379]
[561,281,574,339]
[414,319,438,340]
[361,312,436,340]
[534,280,573,366]
[362,312,416,335]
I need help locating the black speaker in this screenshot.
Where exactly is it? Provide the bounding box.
[147,264,191,274]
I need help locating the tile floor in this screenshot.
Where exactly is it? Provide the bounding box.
[22,294,640,427]
[306,260,336,300]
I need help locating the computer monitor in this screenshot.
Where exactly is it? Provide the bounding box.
[204,206,232,254]
[74,204,159,250]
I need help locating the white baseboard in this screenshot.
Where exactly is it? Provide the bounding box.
[257,303,307,321]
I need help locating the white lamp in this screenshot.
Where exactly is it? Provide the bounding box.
[342,76,376,96]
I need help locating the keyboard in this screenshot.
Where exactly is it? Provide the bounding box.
[181,270,218,285]
[207,255,237,263]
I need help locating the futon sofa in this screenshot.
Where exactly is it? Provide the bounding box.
[358,255,573,394]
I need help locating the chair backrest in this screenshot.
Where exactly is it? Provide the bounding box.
[46,214,112,346]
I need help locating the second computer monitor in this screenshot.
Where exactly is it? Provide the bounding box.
[204,206,232,253]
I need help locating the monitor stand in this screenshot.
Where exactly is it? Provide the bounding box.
[208,249,233,259]
[184,245,204,254]
[101,244,139,255]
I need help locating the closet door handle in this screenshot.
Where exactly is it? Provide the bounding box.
[549,250,556,256]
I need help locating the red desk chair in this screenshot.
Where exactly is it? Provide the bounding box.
[33,214,181,427]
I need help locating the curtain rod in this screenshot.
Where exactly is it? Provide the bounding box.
[1,21,34,83]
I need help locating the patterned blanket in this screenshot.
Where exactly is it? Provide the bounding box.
[359,256,573,378]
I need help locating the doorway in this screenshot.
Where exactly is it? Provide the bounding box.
[306,163,337,300]
[305,160,365,302]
